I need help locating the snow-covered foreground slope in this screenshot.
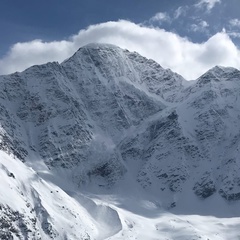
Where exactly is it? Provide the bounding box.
[2,151,240,240]
[0,151,123,239]
[1,43,240,239]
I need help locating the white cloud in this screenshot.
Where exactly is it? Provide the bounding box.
[0,40,74,76]
[149,12,171,23]
[196,32,239,66]
[229,18,240,28]
[190,20,209,32]
[195,0,221,12]
[0,20,240,80]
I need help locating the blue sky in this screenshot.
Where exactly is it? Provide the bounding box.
[0,0,240,79]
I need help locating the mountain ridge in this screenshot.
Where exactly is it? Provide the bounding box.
[1,43,240,239]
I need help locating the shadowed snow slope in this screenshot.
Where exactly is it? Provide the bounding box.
[1,43,240,239]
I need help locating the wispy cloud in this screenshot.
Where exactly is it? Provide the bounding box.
[0,20,239,80]
[190,20,209,33]
[174,6,188,19]
[195,0,221,12]
[149,12,171,24]
[229,18,240,28]
[227,32,240,39]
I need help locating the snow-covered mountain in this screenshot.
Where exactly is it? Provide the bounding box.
[1,43,240,239]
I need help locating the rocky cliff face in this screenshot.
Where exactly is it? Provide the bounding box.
[1,44,240,239]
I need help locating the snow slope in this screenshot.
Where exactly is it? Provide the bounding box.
[1,43,240,239]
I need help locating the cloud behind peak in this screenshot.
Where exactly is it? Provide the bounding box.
[0,20,239,80]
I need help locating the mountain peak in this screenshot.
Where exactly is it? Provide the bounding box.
[196,65,240,85]
[63,42,126,66]
[206,65,239,78]
[79,42,121,50]
[73,43,125,58]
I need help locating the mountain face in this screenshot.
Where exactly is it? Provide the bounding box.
[1,43,240,239]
